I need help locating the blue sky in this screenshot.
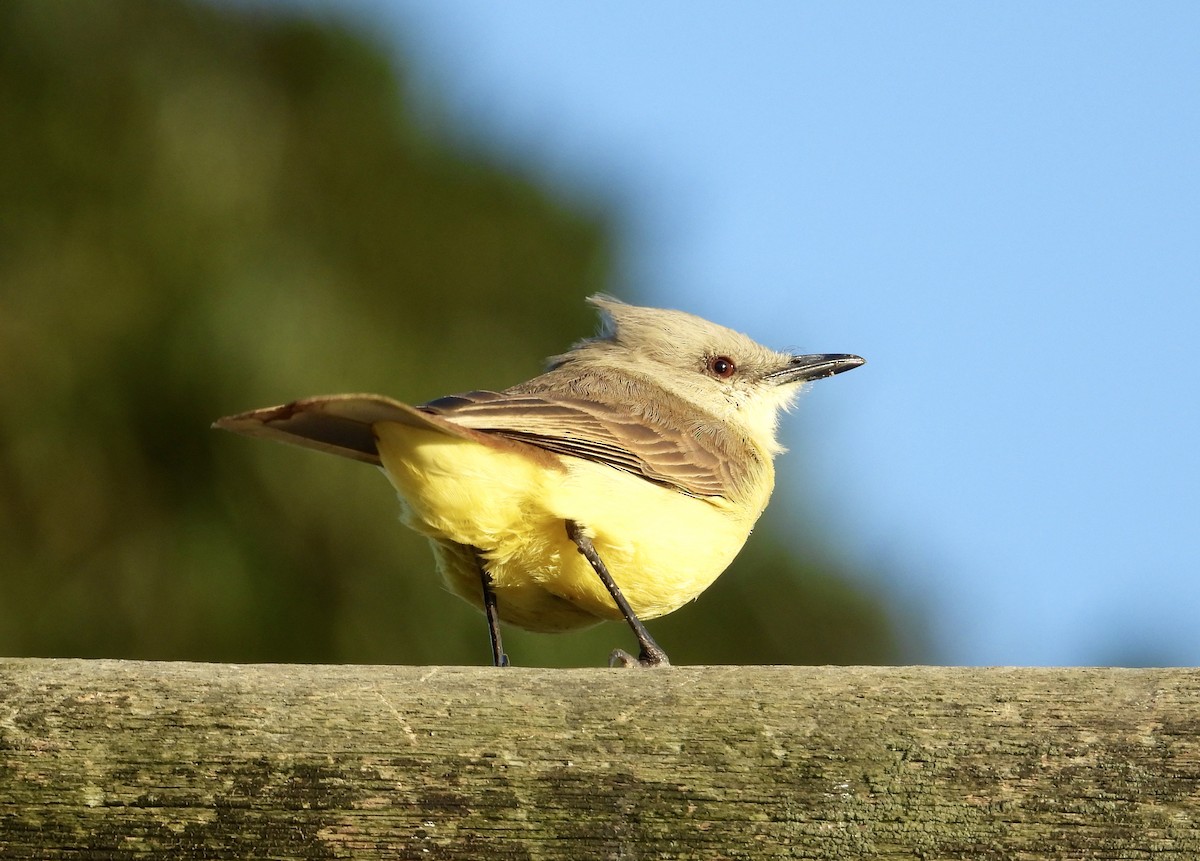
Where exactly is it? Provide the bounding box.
[265,2,1199,665]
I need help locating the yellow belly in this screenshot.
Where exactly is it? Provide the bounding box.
[374,422,763,633]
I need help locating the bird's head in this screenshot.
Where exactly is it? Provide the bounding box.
[554,295,864,454]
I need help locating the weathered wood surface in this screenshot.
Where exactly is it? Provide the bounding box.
[1,660,1198,859]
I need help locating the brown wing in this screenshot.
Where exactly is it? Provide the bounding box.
[421,391,741,500]
[216,390,746,500]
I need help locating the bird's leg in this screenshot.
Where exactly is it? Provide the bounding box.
[564,520,670,668]
[472,549,509,667]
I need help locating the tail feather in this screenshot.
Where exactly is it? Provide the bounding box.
[213,394,449,466]
[216,392,568,471]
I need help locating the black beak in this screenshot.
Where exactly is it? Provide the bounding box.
[768,354,866,385]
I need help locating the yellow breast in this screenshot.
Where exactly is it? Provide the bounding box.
[374,421,767,633]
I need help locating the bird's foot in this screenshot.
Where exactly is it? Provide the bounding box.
[609,646,671,668]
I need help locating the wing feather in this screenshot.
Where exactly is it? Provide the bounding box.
[217,389,753,501]
[422,390,743,500]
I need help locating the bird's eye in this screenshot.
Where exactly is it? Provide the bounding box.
[708,355,737,379]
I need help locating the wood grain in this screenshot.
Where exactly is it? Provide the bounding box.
[1,659,1198,858]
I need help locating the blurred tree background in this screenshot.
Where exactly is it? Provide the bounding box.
[0,0,905,667]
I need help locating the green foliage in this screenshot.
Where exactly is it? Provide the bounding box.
[0,0,903,666]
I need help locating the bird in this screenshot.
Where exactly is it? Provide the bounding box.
[214,294,864,667]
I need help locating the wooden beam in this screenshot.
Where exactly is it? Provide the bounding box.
[1,659,1198,858]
